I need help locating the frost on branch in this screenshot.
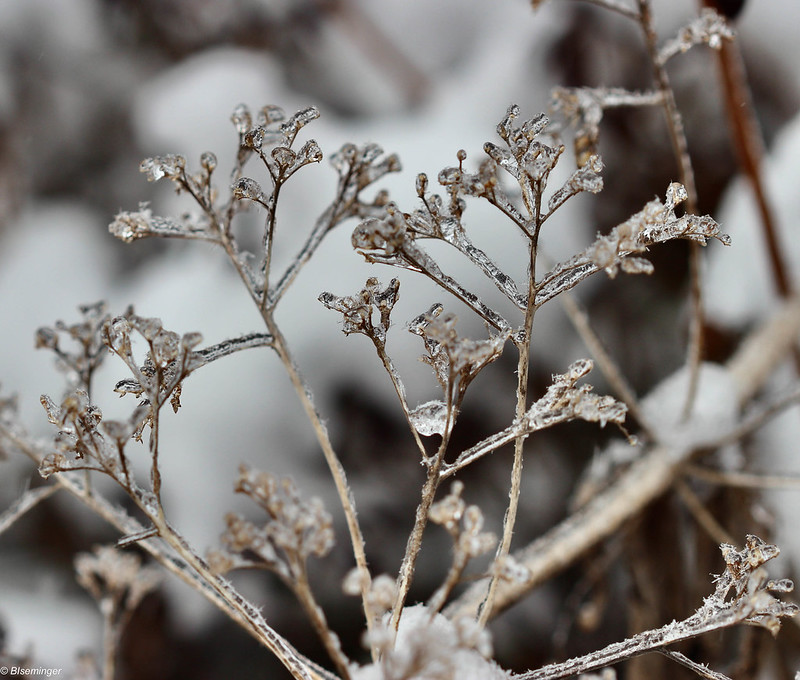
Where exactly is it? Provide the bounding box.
[446,360,627,475]
[36,306,207,482]
[207,464,334,582]
[408,305,510,407]
[330,142,401,203]
[536,182,730,305]
[319,277,400,349]
[486,106,559,184]
[709,535,798,635]
[550,87,663,167]
[658,8,735,65]
[524,359,628,430]
[104,311,206,417]
[517,536,796,680]
[230,104,324,182]
[109,203,214,243]
[405,157,526,307]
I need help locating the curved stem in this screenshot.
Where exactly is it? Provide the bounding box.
[291,566,353,680]
[265,316,377,649]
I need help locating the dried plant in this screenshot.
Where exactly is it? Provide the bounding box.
[1,2,799,679]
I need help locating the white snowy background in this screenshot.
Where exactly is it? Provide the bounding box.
[1,0,800,675]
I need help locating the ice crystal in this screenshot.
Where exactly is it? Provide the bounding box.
[408,400,448,437]
[37,385,135,479]
[103,311,206,414]
[140,154,186,182]
[232,177,266,203]
[526,359,628,429]
[110,204,211,243]
[353,204,512,331]
[536,182,730,304]
[446,360,627,475]
[319,277,400,348]
[547,154,604,213]
[701,535,797,636]
[486,106,561,184]
[658,8,735,65]
[409,306,510,404]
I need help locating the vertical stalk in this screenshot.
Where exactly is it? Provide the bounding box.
[101,604,117,680]
[479,186,542,625]
[637,0,704,419]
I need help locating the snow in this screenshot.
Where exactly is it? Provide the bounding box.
[640,362,739,453]
[705,111,800,326]
[352,604,509,680]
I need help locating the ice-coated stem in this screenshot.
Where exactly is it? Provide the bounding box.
[446,290,800,621]
[388,402,455,636]
[636,0,704,419]
[290,566,353,680]
[3,425,332,680]
[479,179,543,625]
[264,315,377,648]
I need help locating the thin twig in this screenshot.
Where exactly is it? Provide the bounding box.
[389,404,455,635]
[706,8,793,299]
[704,6,800,372]
[1,425,333,680]
[0,484,59,536]
[674,477,734,546]
[658,649,733,680]
[685,464,800,491]
[636,0,705,420]
[559,291,654,437]
[265,317,378,647]
[445,286,800,620]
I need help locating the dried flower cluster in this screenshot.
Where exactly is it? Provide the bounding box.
[208,464,335,581]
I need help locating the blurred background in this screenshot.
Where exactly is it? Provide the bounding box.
[2,0,800,677]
